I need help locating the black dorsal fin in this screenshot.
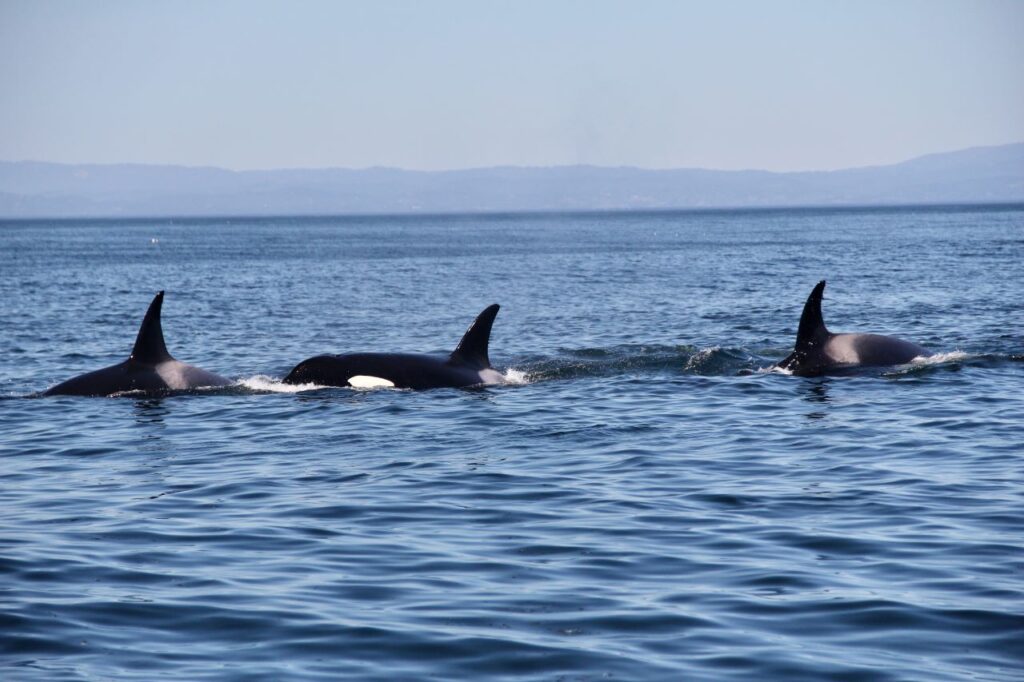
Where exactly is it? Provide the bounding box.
[795,280,829,350]
[449,304,500,368]
[130,291,173,364]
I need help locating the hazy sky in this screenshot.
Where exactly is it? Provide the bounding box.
[2,0,1022,171]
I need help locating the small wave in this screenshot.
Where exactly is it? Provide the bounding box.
[683,346,757,375]
[684,346,721,370]
[519,345,694,381]
[237,375,325,393]
[514,345,769,381]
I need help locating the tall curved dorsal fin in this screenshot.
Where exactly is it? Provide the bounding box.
[795,280,829,350]
[130,291,173,364]
[450,304,500,368]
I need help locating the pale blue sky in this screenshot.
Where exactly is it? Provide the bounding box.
[2,0,1021,171]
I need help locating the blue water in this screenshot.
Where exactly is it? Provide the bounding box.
[1,206,1022,681]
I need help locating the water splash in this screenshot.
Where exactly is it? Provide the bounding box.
[882,350,974,377]
[911,350,970,365]
[237,375,325,393]
[501,367,530,385]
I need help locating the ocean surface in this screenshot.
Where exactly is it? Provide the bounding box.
[1,205,1022,681]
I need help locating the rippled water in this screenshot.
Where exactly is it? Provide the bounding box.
[2,206,1022,680]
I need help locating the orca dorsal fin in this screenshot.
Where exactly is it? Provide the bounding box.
[449,304,500,368]
[129,291,173,364]
[795,280,830,350]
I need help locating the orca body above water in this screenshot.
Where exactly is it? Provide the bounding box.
[282,304,505,390]
[778,281,931,377]
[44,292,230,397]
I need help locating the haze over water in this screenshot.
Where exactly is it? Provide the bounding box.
[1,205,1023,680]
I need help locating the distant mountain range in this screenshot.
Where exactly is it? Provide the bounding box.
[1,143,1022,218]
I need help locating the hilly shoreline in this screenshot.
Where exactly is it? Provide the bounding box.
[1,143,1022,219]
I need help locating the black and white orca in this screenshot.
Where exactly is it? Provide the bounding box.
[778,281,931,376]
[282,304,505,390]
[44,291,230,396]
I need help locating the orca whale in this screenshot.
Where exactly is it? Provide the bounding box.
[44,291,231,396]
[282,304,505,390]
[778,281,931,376]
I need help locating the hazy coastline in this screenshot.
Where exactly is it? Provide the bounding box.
[3,142,1022,219]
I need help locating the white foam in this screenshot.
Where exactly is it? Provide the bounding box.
[238,375,325,393]
[501,368,530,385]
[910,351,970,366]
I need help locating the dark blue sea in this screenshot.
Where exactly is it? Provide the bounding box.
[2,206,1022,681]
